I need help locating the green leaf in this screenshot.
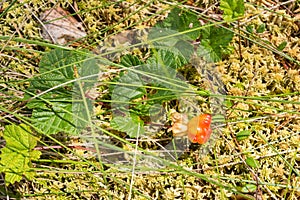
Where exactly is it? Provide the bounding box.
[148,28,179,47]
[26,91,72,109]
[277,41,287,51]
[241,184,257,193]
[149,8,199,65]
[3,124,38,150]
[111,61,188,137]
[32,49,80,90]
[256,24,266,33]
[0,124,41,185]
[30,48,98,92]
[31,103,78,135]
[111,70,146,105]
[131,103,154,116]
[72,96,94,132]
[27,49,97,135]
[245,157,260,168]
[112,62,187,109]
[198,39,221,62]
[147,49,189,69]
[198,26,234,62]
[236,130,251,141]
[173,41,194,64]
[155,7,201,40]
[121,54,144,67]
[110,113,145,137]
[246,25,254,33]
[223,99,233,108]
[201,26,234,45]
[148,29,194,67]
[220,0,245,22]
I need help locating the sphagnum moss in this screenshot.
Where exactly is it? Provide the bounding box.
[1,0,300,199]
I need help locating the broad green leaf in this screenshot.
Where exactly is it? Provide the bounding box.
[26,91,72,109]
[121,54,144,67]
[198,39,221,62]
[2,124,38,150]
[201,26,234,45]
[149,8,197,64]
[26,92,77,135]
[110,114,144,137]
[245,157,260,168]
[31,103,77,135]
[0,124,41,185]
[27,49,97,135]
[32,49,78,90]
[148,29,194,66]
[220,0,245,22]
[72,96,94,132]
[148,28,179,47]
[147,49,189,69]
[198,26,234,62]
[172,8,201,40]
[174,40,194,62]
[111,70,146,105]
[112,62,187,109]
[139,63,178,82]
[31,48,96,91]
[236,130,251,141]
[111,61,188,137]
[155,7,201,40]
[132,102,155,116]
[28,93,92,135]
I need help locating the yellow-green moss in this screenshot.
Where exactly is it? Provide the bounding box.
[1,0,299,199]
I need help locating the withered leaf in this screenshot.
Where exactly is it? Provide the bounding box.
[41,7,87,45]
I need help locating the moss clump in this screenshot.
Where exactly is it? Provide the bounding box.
[1,0,299,199]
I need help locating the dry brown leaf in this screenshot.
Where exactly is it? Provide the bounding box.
[40,7,87,45]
